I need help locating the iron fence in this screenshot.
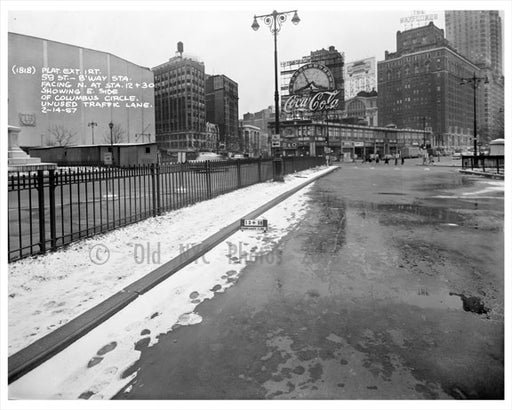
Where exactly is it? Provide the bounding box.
[8,156,325,262]
[461,155,504,174]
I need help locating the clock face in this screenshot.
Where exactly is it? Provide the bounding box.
[289,63,335,95]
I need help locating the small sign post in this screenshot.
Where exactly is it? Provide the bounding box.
[240,219,268,232]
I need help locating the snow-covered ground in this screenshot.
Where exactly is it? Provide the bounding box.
[9,168,321,399]
[8,165,334,356]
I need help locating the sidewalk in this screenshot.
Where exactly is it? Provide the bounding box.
[8,165,337,384]
[459,169,504,179]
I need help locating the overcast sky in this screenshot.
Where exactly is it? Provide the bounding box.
[4,1,507,115]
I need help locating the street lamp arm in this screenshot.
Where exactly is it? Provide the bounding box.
[253,9,298,19]
[252,10,299,34]
[460,72,489,86]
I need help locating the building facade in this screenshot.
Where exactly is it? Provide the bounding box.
[269,119,426,159]
[242,106,275,133]
[445,10,504,142]
[205,122,219,152]
[27,142,158,166]
[153,44,207,154]
[241,106,275,154]
[240,124,269,157]
[378,22,481,149]
[344,57,377,100]
[344,89,378,126]
[8,32,155,147]
[205,74,239,152]
[280,46,345,121]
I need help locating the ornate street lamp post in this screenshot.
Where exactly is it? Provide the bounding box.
[460,72,488,161]
[252,9,300,181]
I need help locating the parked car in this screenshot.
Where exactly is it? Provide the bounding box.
[189,152,228,172]
[452,152,462,159]
[194,152,225,162]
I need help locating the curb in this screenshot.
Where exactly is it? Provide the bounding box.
[414,163,460,168]
[8,166,339,384]
[459,169,504,180]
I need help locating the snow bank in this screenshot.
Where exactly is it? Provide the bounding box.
[8,165,333,355]
[9,177,316,399]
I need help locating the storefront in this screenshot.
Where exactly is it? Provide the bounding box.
[271,119,425,158]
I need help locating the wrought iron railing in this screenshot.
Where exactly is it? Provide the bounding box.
[8,156,325,262]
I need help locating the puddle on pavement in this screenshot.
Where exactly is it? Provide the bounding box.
[399,290,462,311]
[349,201,464,225]
[399,290,490,316]
[418,177,475,191]
[449,293,489,315]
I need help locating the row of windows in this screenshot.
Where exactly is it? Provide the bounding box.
[156,79,204,90]
[155,68,204,82]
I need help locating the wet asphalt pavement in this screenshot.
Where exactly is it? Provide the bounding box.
[115,162,504,400]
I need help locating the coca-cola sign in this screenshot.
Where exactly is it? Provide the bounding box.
[283,90,341,113]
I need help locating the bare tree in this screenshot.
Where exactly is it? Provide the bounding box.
[104,124,126,144]
[46,125,77,146]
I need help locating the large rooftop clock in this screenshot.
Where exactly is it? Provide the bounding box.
[289,63,335,95]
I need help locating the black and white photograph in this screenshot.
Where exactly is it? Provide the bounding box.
[1,1,510,409]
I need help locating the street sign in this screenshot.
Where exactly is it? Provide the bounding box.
[271,141,281,148]
[104,152,113,165]
[271,134,281,142]
[240,219,268,231]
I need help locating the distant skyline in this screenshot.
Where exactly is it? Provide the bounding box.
[3,1,508,115]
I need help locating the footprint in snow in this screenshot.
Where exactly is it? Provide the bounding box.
[97,341,117,356]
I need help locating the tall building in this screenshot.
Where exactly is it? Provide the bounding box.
[280,46,345,121]
[445,10,504,142]
[378,22,480,148]
[344,57,377,100]
[153,42,207,155]
[445,10,502,74]
[8,32,155,147]
[205,74,239,152]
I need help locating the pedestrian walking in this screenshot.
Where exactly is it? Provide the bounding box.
[375,153,380,164]
[384,155,389,165]
[401,155,405,165]
[394,153,399,166]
